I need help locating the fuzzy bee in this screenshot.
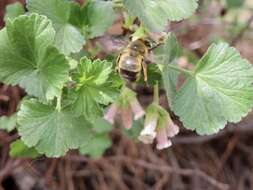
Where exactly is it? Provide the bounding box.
[116,39,149,83]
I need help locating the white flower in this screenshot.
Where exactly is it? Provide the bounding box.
[138,117,158,144]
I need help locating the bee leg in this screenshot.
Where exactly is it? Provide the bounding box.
[115,53,122,73]
[141,61,148,82]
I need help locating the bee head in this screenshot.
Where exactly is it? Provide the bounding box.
[129,39,147,55]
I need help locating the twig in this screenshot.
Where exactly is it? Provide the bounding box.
[172,120,253,145]
[108,156,229,190]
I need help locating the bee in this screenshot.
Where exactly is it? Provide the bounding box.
[116,39,149,83]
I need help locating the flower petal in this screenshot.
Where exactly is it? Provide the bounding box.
[104,103,118,124]
[138,117,158,144]
[120,106,133,129]
[166,119,179,137]
[156,127,172,150]
[130,98,145,120]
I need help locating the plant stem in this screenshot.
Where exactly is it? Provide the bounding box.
[153,82,159,105]
[56,94,62,112]
[166,64,193,76]
[113,0,124,8]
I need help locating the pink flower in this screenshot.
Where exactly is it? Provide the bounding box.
[156,127,172,150]
[120,106,133,129]
[103,87,145,130]
[166,119,179,138]
[104,103,118,124]
[129,98,145,120]
[138,103,180,150]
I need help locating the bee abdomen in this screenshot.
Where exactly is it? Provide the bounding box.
[119,69,140,82]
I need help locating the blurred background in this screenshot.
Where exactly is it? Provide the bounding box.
[0,0,253,189]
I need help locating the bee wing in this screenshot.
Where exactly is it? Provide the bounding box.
[97,36,128,54]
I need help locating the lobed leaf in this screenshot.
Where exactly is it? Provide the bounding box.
[123,0,198,31]
[27,0,85,55]
[82,1,116,38]
[79,134,112,159]
[69,57,120,119]
[172,42,253,135]
[155,33,182,104]
[17,99,93,157]
[0,14,69,100]
[10,139,40,158]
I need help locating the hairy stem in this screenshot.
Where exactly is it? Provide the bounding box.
[153,82,159,105]
[166,64,193,76]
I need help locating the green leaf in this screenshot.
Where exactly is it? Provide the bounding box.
[0,114,17,132]
[17,99,93,157]
[0,14,69,100]
[155,33,182,104]
[79,134,112,159]
[27,0,85,55]
[172,42,253,135]
[4,2,25,22]
[93,118,113,133]
[69,1,116,39]
[226,0,245,8]
[123,0,198,31]
[69,57,120,119]
[10,139,40,159]
[82,1,116,38]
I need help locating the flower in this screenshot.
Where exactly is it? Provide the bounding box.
[103,103,118,125]
[129,97,145,120]
[138,103,179,149]
[104,87,145,129]
[138,104,158,144]
[156,127,172,150]
[120,106,133,129]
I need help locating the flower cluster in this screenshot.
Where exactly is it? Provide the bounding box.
[104,87,145,129]
[104,86,179,150]
[138,103,179,149]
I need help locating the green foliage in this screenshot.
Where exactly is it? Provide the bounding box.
[73,0,116,39]
[155,33,182,104]
[226,0,245,8]
[0,0,252,158]
[123,0,198,31]
[171,42,253,134]
[4,2,25,22]
[0,14,69,100]
[0,114,17,132]
[17,99,93,157]
[93,118,113,133]
[79,133,112,158]
[10,139,40,158]
[27,0,85,55]
[69,57,120,119]
[27,0,116,55]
